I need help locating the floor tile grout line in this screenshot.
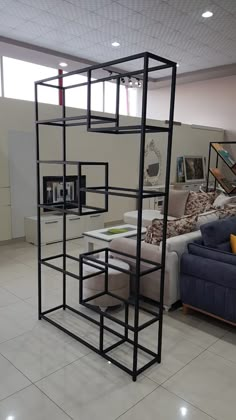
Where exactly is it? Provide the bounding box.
[0,285,29,304]
[0,383,32,405]
[160,386,217,420]
[114,382,160,420]
[203,347,236,365]
[0,328,93,385]
[0,351,35,385]
[32,351,92,384]
[158,346,208,387]
[33,383,74,420]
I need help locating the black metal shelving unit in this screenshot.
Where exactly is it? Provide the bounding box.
[206,141,236,195]
[35,52,176,381]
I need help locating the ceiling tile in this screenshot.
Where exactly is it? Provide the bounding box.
[15,20,53,37]
[60,21,91,37]
[9,28,39,43]
[49,2,84,20]
[39,29,75,43]
[30,11,70,29]
[62,36,95,50]
[95,2,134,21]
[18,0,59,9]
[0,11,27,28]
[116,0,159,12]
[121,12,156,30]
[72,10,108,29]
[167,0,214,13]
[3,2,44,19]
[0,0,16,9]
[215,0,236,13]
[68,0,113,11]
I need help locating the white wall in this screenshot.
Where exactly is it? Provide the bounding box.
[145,75,236,141]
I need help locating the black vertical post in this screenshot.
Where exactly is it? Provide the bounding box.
[124,302,129,340]
[79,255,83,304]
[78,163,82,215]
[157,64,176,362]
[87,70,91,130]
[206,143,211,192]
[105,163,109,212]
[115,77,120,128]
[215,152,219,191]
[133,53,149,381]
[62,88,67,310]
[35,83,41,320]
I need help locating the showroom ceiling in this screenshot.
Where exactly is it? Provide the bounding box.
[0,0,236,77]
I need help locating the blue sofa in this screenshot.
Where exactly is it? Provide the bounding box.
[180,216,236,325]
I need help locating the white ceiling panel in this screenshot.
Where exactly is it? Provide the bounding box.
[4,2,44,19]
[0,0,235,78]
[121,12,156,30]
[0,11,27,28]
[215,0,236,13]
[18,0,59,9]
[95,2,134,20]
[73,11,109,30]
[68,0,113,11]
[30,11,70,29]
[117,0,159,13]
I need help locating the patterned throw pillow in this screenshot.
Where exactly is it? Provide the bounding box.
[185,191,216,215]
[144,214,198,246]
[218,207,236,219]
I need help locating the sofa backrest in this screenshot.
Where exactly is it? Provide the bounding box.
[200,216,236,251]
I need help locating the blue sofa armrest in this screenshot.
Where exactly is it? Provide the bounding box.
[187,243,236,266]
[181,252,236,290]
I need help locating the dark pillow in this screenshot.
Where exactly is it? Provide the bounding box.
[200,216,236,248]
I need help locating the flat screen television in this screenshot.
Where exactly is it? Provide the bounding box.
[43,175,86,211]
[183,156,205,183]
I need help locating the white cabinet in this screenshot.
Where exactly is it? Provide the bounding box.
[174,182,201,191]
[25,211,104,245]
[0,206,12,241]
[25,215,62,245]
[0,187,11,241]
[67,215,83,239]
[84,214,104,232]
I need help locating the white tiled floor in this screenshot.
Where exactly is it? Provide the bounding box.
[0,238,235,420]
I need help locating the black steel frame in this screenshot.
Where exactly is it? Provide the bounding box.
[206,141,236,194]
[35,52,176,381]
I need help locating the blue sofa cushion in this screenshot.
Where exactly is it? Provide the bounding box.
[188,242,236,266]
[200,216,236,249]
[181,252,236,290]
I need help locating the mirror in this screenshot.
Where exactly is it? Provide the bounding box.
[144,139,161,186]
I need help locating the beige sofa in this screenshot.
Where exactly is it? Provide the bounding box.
[110,230,201,309]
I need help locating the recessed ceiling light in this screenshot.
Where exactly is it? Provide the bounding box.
[202,10,213,18]
[112,41,120,47]
[177,63,180,67]
[59,62,68,67]
[180,407,188,417]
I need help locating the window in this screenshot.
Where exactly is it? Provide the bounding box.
[104,81,116,114]
[120,84,128,115]
[3,57,58,104]
[128,87,138,117]
[104,82,128,115]
[64,73,103,111]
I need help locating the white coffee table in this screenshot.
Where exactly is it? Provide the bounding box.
[83,224,146,251]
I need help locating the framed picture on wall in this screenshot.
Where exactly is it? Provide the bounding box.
[176,156,185,182]
[183,156,205,183]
